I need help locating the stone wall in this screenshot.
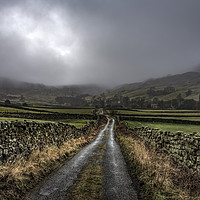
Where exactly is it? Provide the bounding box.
[124,123,200,171]
[0,112,97,121]
[0,118,102,164]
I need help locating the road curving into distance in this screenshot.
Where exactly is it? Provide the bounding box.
[27,118,138,200]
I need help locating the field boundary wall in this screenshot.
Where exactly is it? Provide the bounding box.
[122,122,200,171]
[0,116,104,164]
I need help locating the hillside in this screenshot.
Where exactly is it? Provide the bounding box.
[105,72,200,101]
[1,71,200,107]
[0,77,106,105]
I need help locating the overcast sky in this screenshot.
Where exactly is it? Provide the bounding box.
[0,0,200,86]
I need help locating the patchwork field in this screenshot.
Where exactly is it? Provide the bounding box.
[113,109,200,116]
[28,107,95,114]
[0,106,41,113]
[0,105,96,127]
[112,109,200,122]
[110,108,200,134]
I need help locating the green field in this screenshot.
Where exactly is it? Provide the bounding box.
[111,109,200,123]
[127,121,200,134]
[53,119,95,128]
[129,116,200,121]
[0,106,96,128]
[114,109,200,116]
[0,105,95,115]
[0,106,41,113]
[28,107,94,114]
[111,109,200,133]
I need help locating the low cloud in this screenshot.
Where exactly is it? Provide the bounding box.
[0,0,200,86]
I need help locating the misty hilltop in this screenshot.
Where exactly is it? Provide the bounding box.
[1,71,200,108]
[106,71,200,99]
[93,71,200,110]
[0,77,106,105]
[112,71,200,93]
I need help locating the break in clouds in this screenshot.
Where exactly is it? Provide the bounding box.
[0,0,200,86]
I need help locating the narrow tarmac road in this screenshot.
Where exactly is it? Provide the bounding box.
[27,118,138,200]
[103,119,138,200]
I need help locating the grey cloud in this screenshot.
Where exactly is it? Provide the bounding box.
[0,0,200,86]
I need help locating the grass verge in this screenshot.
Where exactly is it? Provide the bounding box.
[0,125,104,200]
[65,163,103,200]
[116,123,200,200]
[65,143,106,200]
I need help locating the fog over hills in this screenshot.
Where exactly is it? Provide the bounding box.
[105,71,200,104]
[1,71,200,105]
[0,77,106,104]
[0,77,106,94]
[113,71,200,92]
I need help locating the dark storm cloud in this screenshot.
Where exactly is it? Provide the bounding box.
[0,0,200,86]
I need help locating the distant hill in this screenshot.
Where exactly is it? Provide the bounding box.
[1,71,200,106]
[105,72,200,101]
[0,77,106,105]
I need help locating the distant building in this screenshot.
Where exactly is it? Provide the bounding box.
[151,104,158,109]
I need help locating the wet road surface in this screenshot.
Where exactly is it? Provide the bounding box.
[28,118,138,200]
[103,119,138,200]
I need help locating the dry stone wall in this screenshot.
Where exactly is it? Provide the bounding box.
[0,112,97,121]
[0,118,102,164]
[124,123,200,171]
